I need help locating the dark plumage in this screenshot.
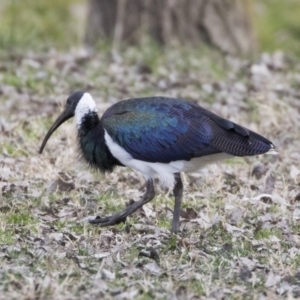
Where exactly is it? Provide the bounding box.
[39,92,275,232]
[102,97,271,163]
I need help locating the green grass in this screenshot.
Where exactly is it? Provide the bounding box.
[0,228,15,244]
[0,0,81,50]
[254,0,300,56]
[6,212,35,225]
[0,209,37,245]
[2,73,23,88]
[1,0,300,57]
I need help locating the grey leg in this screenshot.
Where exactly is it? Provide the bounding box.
[89,179,155,226]
[171,173,183,233]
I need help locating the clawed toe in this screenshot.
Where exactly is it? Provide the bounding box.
[88,216,109,224]
[89,215,127,226]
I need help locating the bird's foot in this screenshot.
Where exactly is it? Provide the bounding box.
[89,180,155,228]
[89,213,127,226]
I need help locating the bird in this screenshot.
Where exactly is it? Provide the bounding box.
[39,91,275,233]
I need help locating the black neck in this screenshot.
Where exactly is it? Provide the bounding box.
[78,111,100,137]
[78,112,123,172]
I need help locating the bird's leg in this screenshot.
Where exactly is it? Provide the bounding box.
[89,179,155,226]
[171,173,183,233]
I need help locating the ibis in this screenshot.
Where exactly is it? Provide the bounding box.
[39,91,275,232]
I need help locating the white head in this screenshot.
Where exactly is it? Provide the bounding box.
[39,91,98,153]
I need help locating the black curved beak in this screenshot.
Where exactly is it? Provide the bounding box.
[39,106,74,154]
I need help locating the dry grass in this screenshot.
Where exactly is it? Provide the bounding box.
[1,47,300,299]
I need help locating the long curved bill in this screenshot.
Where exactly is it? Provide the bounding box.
[39,108,74,154]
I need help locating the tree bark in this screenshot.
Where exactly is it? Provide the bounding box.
[85,0,256,56]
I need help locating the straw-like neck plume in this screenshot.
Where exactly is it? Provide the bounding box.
[75,93,98,127]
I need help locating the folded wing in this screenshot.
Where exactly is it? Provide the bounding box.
[102,97,273,163]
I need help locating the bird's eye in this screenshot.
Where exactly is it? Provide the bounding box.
[67,98,71,105]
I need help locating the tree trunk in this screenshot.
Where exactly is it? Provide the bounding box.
[85,0,256,56]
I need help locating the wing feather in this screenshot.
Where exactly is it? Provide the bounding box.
[101,97,273,163]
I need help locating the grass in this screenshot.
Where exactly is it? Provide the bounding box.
[1,0,300,57]
[0,0,81,50]
[254,0,300,56]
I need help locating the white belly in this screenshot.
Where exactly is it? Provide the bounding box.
[104,131,232,188]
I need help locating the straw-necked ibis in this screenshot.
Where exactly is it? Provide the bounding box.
[39,91,275,232]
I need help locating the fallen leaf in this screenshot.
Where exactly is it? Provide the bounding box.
[94,252,111,259]
[144,262,161,275]
[138,248,160,261]
[47,178,75,193]
[101,269,115,280]
[265,271,281,287]
[181,207,198,220]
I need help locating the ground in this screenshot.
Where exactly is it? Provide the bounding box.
[1,46,300,299]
